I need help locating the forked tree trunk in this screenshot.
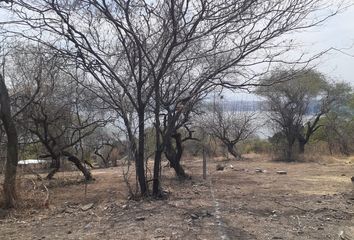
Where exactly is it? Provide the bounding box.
[164,133,189,179]
[46,152,94,180]
[0,73,19,208]
[226,143,241,160]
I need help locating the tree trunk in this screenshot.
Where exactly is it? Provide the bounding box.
[136,109,147,195]
[0,73,19,208]
[298,140,305,154]
[94,148,109,168]
[297,135,306,154]
[285,140,295,162]
[46,152,94,180]
[152,76,162,197]
[66,154,93,181]
[46,156,60,179]
[164,133,189,179]
[226,143,241,160]
[152,146,162,197]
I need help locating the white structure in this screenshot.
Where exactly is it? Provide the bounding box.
[18,159,47,165]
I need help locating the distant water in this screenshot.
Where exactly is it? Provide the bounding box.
[222,100,321,114]
[214,101,319,139]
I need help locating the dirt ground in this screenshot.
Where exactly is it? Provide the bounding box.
[0,154,354,240]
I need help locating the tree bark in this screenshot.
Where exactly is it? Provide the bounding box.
[152,146,162,197]
[164,133,189,179]
[0,73,19,208]
[299,141,306,154]
[66,154,93,181]
[226,143,241,160]
[46,156,60,180]
[46,152,94,180]
[152,74,162,197]
[285,140,295,162]
[136,109,147,195]
[297,131,308,154]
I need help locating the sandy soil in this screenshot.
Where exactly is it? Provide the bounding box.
[0,154,353,240]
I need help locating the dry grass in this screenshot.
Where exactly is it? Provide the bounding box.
[0,154,353,240]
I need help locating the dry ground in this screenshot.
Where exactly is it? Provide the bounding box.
[0,154,354,240]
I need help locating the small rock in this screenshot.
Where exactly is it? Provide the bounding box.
[190,213,199,219]
[64,208,75,214]
[67,230,72,234]
[276,171,287,175]
[84,223,92,230]
[341,174,346,176]
[255,168,263,173]
[216,164,224,171]
[339,228,354,240]
[122,204,128,210]
[230,165,234,169]
[272,237,283,239]
[135,216,145,221]
[81,203,94,211]
[351,176,354,182]
[201,210,212,217]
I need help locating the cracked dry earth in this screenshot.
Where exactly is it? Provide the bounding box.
[0,154,354,240]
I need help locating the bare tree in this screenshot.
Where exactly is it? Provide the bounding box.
[312,88,353,155]
[89,128,118,168]
[0,42,41,208]
[258,69,349,161]
[201,101,256,159]
[1,0,343,196]
[13,51,105,180]
[23,83,104,180]
[0,72,18,208]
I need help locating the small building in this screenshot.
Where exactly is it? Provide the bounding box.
[18,159,49,172]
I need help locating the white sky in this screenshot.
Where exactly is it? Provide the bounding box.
[227,4,354,100]
[1,2,353,96]
[301,4,354,84]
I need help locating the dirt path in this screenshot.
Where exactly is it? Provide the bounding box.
[209,177,230,240]
[0,154,353,239]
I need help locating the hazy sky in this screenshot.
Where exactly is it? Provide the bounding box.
[302,4,354,84]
